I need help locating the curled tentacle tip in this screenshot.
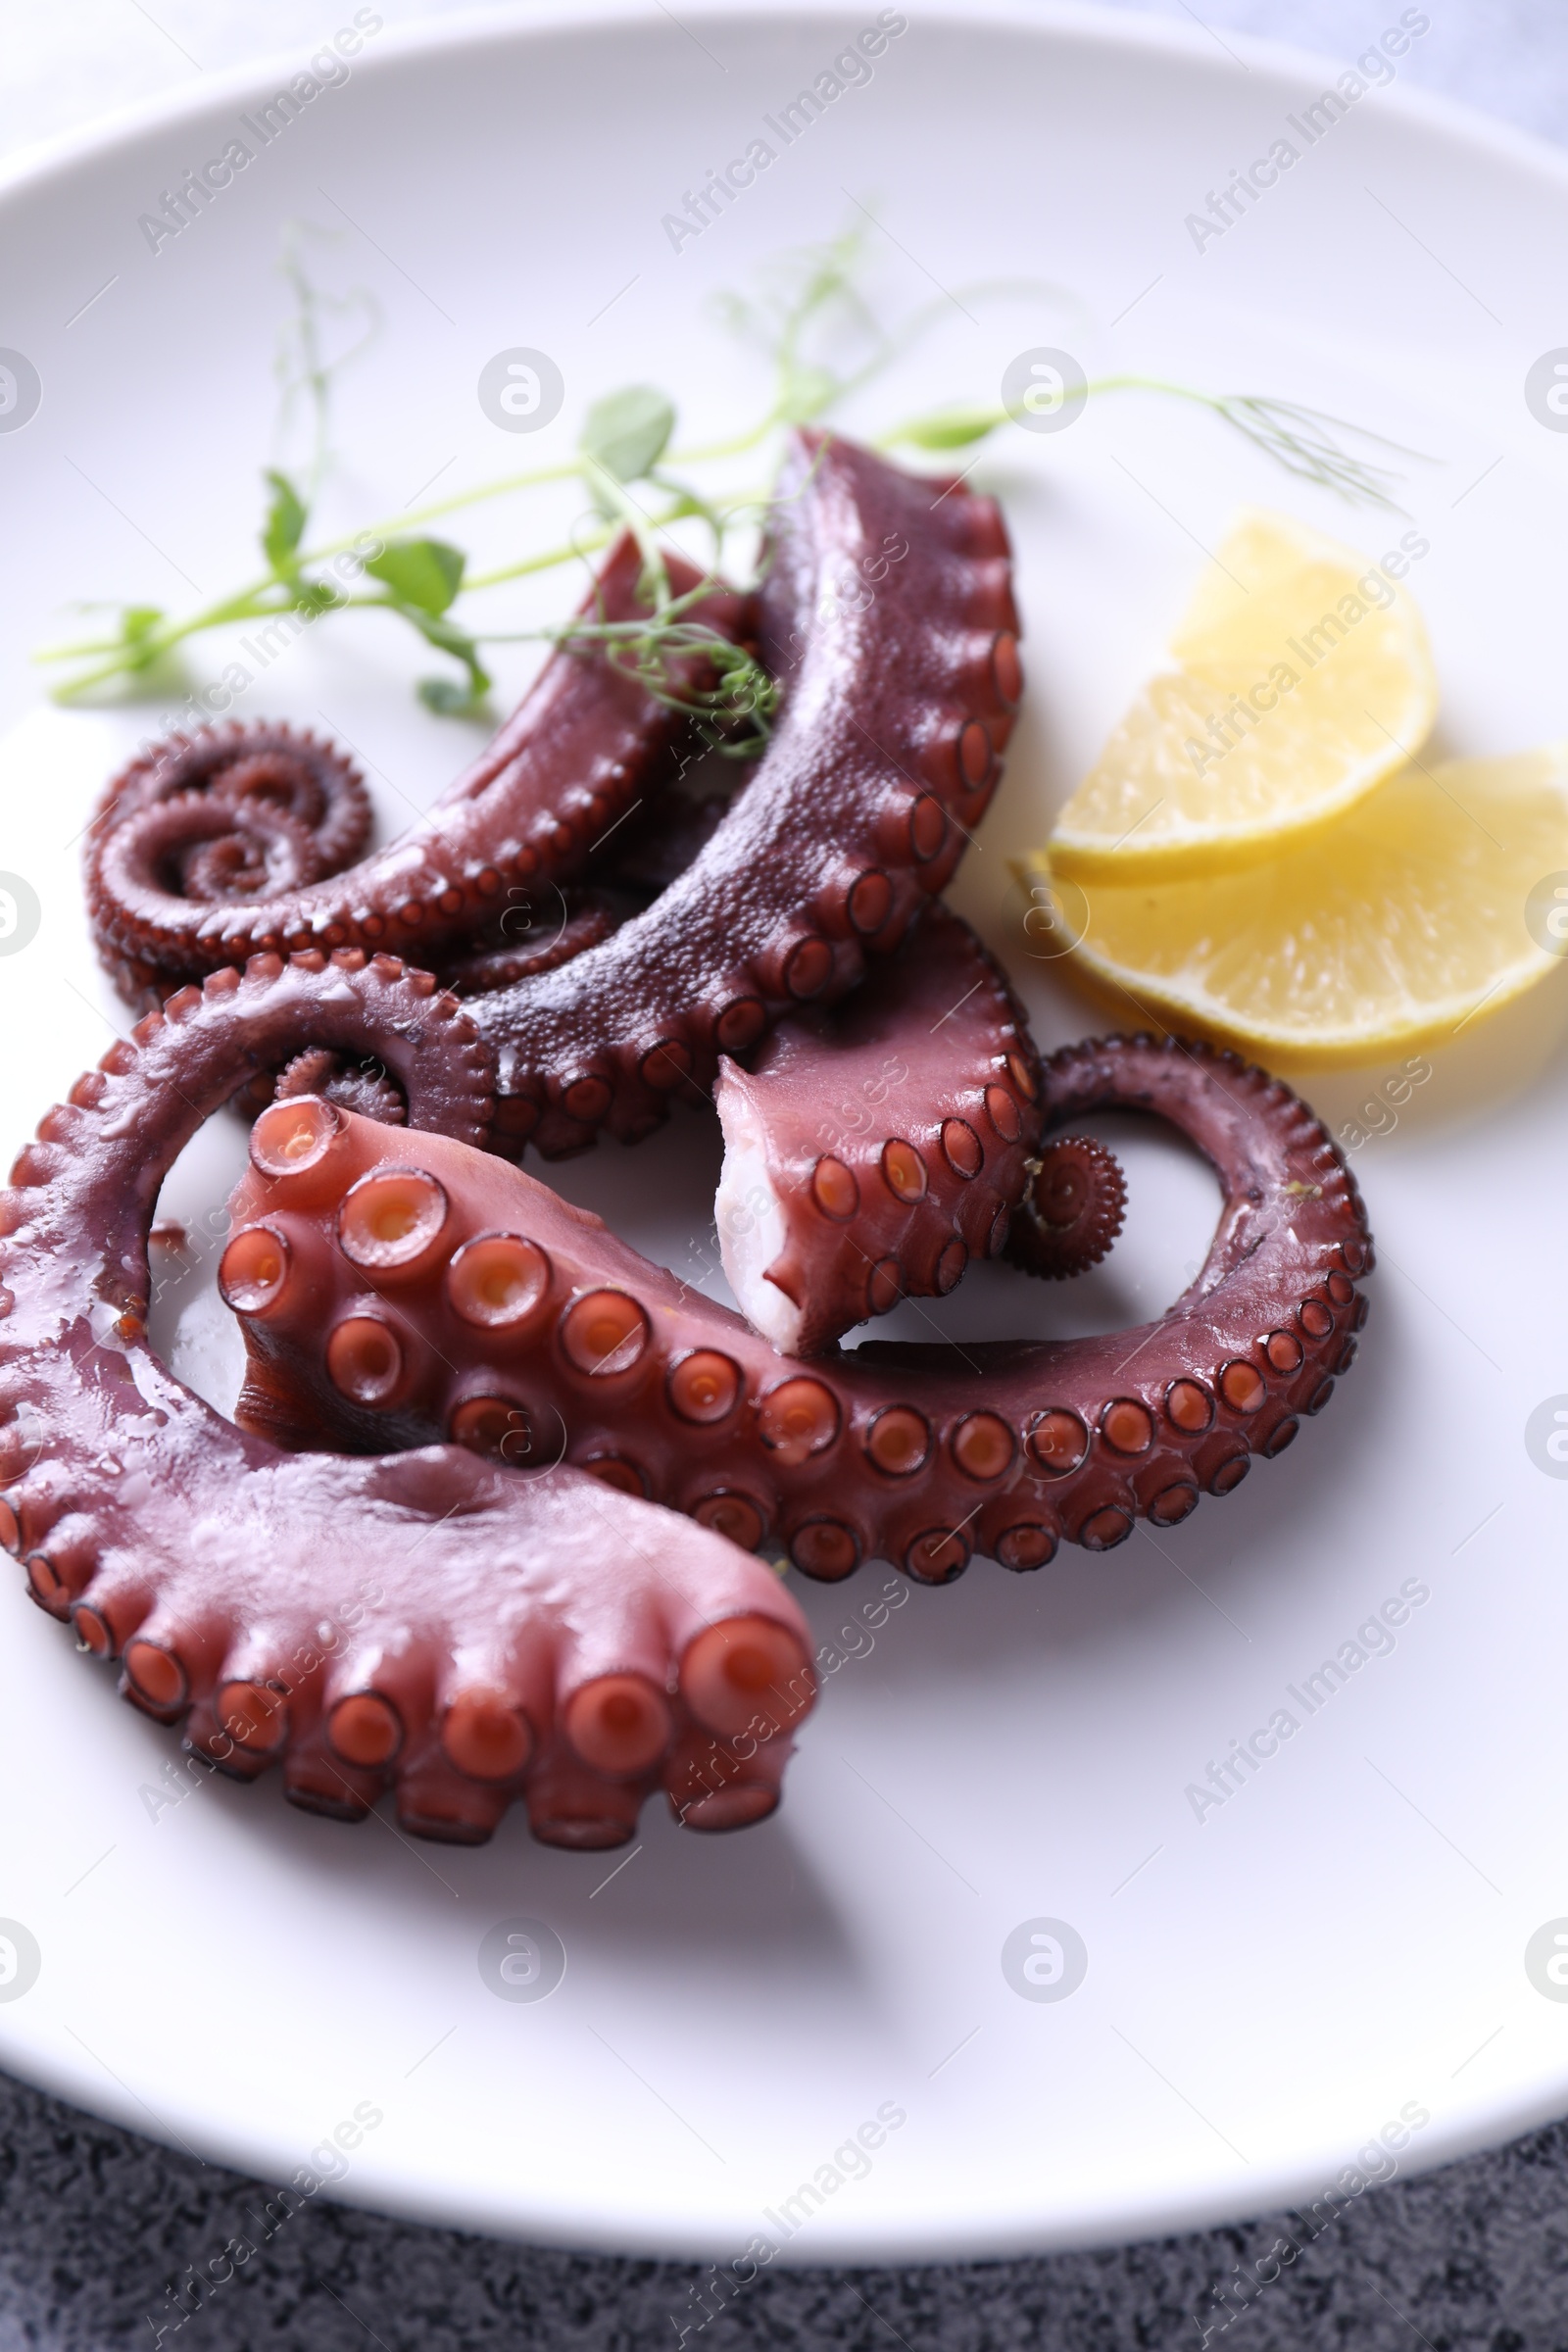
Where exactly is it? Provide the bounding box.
[1008,1135,1127,1281]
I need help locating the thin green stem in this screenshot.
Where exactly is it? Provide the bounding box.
[580,458,672,608]
[44,591,300,697]
[874,374,1154,449]
[340,457,587,551]
[666,411,784,465]
[464,527,617,592]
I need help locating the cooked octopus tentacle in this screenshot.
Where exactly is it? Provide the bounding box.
[85,537,748,1004]
[469,429,1023,1157]
[224,1033,1372,1585]
[0,953,813,1847]
[714,903,1043,1353]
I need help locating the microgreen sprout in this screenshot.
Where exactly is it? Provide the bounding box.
[878,376,1422,512]
[37,219,1425,725]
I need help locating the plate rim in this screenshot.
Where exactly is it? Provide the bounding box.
[2,0,1568,213]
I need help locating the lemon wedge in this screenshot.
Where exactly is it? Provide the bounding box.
[1049,509,1439,880]
[1014,747,1568,1065]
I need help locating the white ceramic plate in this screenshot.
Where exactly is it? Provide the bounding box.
[3,0,1568,2265]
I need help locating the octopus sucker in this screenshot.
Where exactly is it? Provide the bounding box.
[713,902,1043,1353]
[85,537,749,1010]
[223,1032,1371,1580]
[466,429,1023,1159]
[0,955,814,1845]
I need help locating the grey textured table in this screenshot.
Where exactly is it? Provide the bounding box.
[4,1,1567,2345]
[4,2071,1568,2347]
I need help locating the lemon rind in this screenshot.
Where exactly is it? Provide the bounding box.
[1048,699,1431,881]
[1061,933,1559,1070]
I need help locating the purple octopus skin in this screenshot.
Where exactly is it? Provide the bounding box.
[713,903,1044,1354]
[222,1030,1372,1586]
[0,952,815,1848]
[440,888,627,998]
[468,428,1024,1160]
[85,536,748,1010]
